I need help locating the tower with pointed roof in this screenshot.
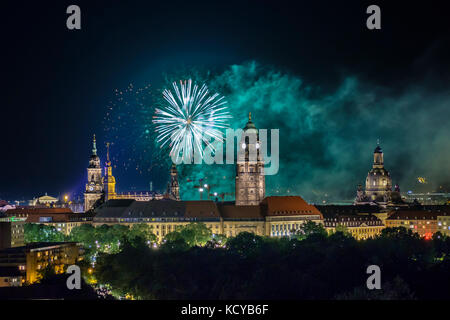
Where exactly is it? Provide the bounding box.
[235,113,265,206]
[84,135,104,211]
[363,143,392,203]
[103,142,116,201]
[167,163,180,201]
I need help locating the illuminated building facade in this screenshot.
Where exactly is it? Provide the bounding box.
[235,113,265,206]
[0,242,82,284]
[316,205,386,240]
[84,135,104,211]
[437,214,450,236]
[167,163,180,201]
[93,196,323,243]
[262,196,324,237]
[28,193,59,207]
[355,144,403,206]
[385,210,439,239]
[323,215,384,240]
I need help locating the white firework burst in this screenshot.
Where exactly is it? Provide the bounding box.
[153,79,231,162]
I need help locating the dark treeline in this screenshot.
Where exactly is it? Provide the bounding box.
[94,225,450,300]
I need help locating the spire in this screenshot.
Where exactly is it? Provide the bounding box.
[374,138,383,154]
[244,112,257,132]
[92,134,97,156]
[106,142,111,164]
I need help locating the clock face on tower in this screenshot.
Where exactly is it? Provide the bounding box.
[89,186,94,191]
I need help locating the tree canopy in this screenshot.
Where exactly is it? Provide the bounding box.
[92,226,450,300]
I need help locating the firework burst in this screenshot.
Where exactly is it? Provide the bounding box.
[153,79,231,162]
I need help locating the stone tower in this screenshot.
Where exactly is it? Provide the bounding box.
[84,134,103,211]
[167,163,180,201]
[365,143,392,202]
[235,113,265,206]
[103,142,116,201]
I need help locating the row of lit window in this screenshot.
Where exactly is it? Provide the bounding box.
[272,224,300,232]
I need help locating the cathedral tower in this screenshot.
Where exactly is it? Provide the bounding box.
[103,142,116,201]
[235,113,265,206]
[167,163,180,201]
[84,135,103,211]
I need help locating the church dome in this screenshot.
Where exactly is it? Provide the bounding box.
[365,144,392,202]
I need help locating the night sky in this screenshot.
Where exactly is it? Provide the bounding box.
[1,0,450,202]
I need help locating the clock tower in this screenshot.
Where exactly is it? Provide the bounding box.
[235,113,265,206]
[84,134,103,211]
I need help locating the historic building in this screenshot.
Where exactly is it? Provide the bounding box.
[167,163,180,201]
[28,193,59,207]
[323,214,384,240]
[386,206,450,238]
[316,205,385,240]
[235,113,265,206]
[93,195,323,243]
[84,135,104,211]
[4,207,94,236]
[262,196,324,237]
[438,214,450,236]
[386,210,438,239]
[83,135,174,211]
[354,143,403,206]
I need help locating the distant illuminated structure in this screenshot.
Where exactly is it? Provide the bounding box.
[166,163,180,201]
[355,143,402,206]
[235,113,265,206]
[29,193,59,207]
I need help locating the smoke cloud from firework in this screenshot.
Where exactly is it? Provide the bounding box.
[104,62,450,202]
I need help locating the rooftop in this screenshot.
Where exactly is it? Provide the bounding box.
[261,196,323,217]
[94,196,323,220]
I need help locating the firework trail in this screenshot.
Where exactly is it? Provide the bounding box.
[102,84,167,186]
